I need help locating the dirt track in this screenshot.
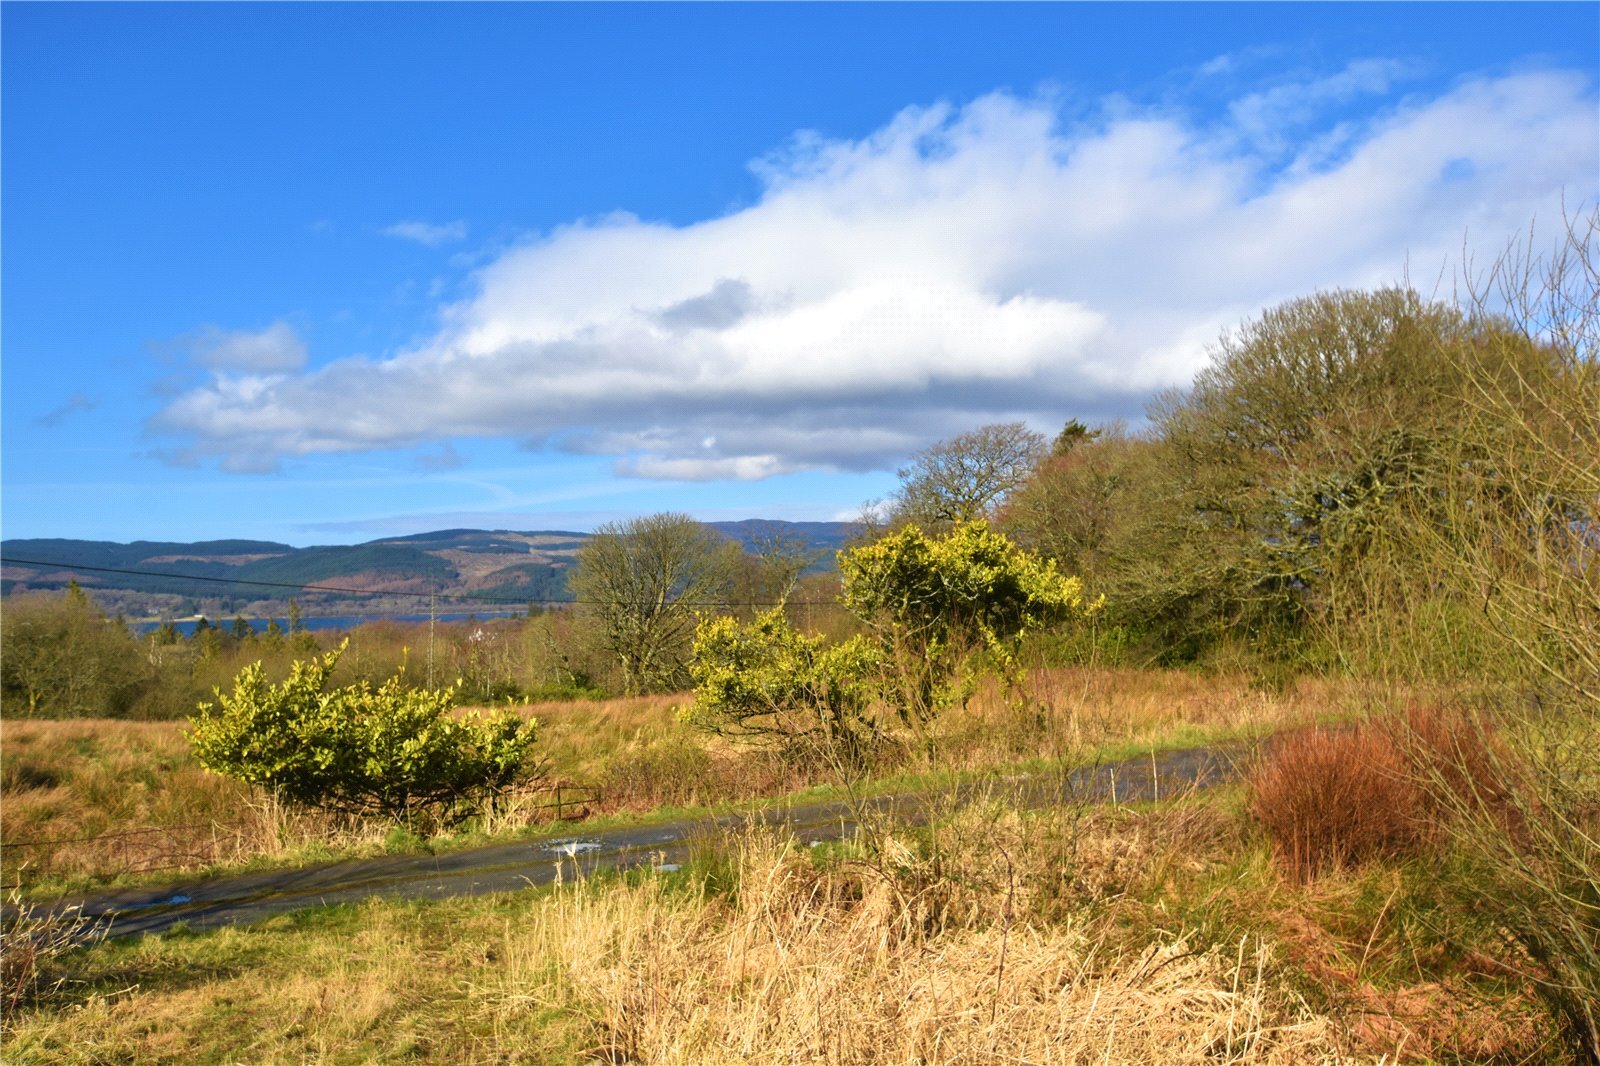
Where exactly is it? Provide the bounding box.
[20,745,1240,942]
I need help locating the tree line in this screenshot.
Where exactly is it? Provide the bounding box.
[7,225,1595,716]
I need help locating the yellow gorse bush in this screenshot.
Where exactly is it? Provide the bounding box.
[840,521,1093,731]
[690,523,1093,758]
[190,640,540,825]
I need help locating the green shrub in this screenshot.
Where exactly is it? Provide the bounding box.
[1025,618,1137,668]
[689,524,1092,770]
[0,586,147,718]
[189,641,540,825]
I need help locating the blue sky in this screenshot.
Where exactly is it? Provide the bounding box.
[4,3,1596,546]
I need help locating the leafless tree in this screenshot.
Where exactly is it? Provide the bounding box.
[892,421,1047,528]
[568,513,738,694]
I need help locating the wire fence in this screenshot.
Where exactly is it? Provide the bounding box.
[1,779,601,889]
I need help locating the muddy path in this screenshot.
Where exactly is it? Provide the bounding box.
[18,745,1241,943]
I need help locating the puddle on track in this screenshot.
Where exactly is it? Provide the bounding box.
[542,840,604,858]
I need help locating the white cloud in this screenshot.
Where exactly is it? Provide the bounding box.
[1228,58,1422,151]
[618,454,797,482]
[381,219,468,246]
[155,70,1598,479]
[184,321,308,373]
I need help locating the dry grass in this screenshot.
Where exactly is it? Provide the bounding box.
[1,719,256,885]
[2,888,106,1025]
[488,694,813,812]
[21,844,1335,1065]
[1,719,404,889]
[934,666,1372,772]
[1,788,1552,1063]
[2,894,544,1063]
[1270,890,1545,1064]
[596,742,812,813]
[489,664,1345,814]
[489,829,1345,1065]
[0,696,688,886]
[514,693,684,782]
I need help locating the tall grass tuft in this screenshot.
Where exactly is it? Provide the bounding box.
[2,888,105,1026]
[1405,698,1600,1064]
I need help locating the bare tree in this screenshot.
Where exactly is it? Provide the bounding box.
[892,421,1047,528]
[568,513,738,694]
[731,527,817,618]
[1404,211,1600,1062]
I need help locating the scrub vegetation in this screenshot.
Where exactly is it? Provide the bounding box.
[3,215,1597,1062]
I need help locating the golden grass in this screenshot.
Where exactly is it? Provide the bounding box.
[1,665,1398,890]
[2,719,252,884]
[510,665,1369,811]
[495,664,1370,775]
[2,818,1339,1064]
[512,693,684,782]
[3,895,553,1064]
[483,823,1349,1065]
[0,719,397,889]
[930,666,1379,772]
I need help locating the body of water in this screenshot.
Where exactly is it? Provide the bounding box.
[136,611,527,637]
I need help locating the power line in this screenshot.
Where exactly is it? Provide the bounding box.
[1,556,444,599]
[0,556,824,610]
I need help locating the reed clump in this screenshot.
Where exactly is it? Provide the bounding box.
[1247,723,1426,883]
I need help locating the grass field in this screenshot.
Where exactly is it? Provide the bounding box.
[2,666,1362,894]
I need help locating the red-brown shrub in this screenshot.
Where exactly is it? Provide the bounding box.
[1249,723,1427,882]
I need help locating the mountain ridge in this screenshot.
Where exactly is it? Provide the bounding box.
[0,520,857,618]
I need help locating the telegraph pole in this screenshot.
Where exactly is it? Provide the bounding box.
[427,589,438,689]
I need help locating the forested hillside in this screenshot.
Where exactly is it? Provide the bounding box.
[0,521,854,620]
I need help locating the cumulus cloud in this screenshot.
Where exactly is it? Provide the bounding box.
[182,321,309,373]
[155,68,1598,479]
[382,219,468,246]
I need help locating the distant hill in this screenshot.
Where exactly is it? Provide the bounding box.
[0,520,856,618]
[705,519,856,558]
